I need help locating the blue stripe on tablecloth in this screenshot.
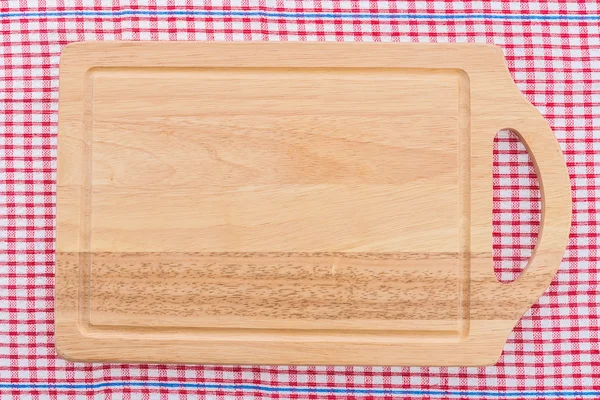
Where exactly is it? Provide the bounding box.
[0,9,599,20]
[0,382,599,397]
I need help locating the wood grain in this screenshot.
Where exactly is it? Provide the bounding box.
[56,42,571,366]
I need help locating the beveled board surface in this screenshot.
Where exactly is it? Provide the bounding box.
[56,42,571,366]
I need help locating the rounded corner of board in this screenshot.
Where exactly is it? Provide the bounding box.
[54,328,88,363]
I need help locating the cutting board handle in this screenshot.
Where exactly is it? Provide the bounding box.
[495,98,572,312]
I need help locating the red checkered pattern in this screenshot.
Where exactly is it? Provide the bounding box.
[1,1,599,399]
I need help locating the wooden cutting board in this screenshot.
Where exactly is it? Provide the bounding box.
[56,42,571,366]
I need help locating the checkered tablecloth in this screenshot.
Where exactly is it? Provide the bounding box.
[1,1,598,399]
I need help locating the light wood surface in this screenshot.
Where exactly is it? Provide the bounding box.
[56,42,571,366]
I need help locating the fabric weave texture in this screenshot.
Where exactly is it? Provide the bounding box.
[1,1,598,399]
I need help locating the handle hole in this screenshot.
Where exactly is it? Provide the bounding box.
[493,129,541,283]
